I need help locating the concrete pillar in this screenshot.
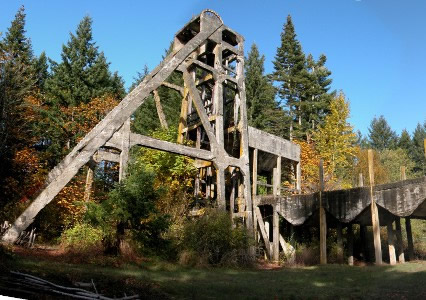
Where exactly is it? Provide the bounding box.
[405,217,414,261]
[337,222,344,263]
[395,218,405,263]
[347,224,354,266]
[387,222,397,265]
[360,225,368,261]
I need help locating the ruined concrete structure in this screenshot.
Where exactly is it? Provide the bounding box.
[2,10,425,266]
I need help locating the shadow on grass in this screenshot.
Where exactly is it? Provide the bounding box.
[1,249,426,299]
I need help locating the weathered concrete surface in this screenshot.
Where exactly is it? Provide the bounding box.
[258,177,426,225]
[248,126,300,162]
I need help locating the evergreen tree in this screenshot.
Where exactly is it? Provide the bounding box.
[303,54,334,138]
[131,44,184,136]
[355,130,370,149]
[245,44,282,133]
[1,6,33,65]
[273,15,307,140]
[33,51,49,91]
[411,122,426,175]
[367,115,398,151]
[0,6,37,205]
[131,65,161,135]
[46,16,124,106]
[398,129,412,152]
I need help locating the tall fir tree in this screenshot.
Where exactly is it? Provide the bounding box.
[303,54,334,139]
[367,115,398,151]
[245,44,285,134]
[46,16,124,107]
[0,6,37,206]
[398,129,412,152]
[273,15,307,140]
[411,122,426,175]
[33,51,49,92]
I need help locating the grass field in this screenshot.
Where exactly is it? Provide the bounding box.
[1,247,426,299]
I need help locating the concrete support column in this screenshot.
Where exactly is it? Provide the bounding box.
[405,217,414,261]
[347,224,354,266]
[360,225,368,261]
[387,222,397,265]
[395,218,405,263]
[337,222,344,263]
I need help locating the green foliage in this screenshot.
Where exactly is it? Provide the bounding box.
[85,163,170,253]
[272,15,334,140]
[411,122,426,175]
[380,148,416,181]
[367,115,398,151]
[60,223,104,253]
[0,5,38,209]
[46,16,124,107]
[130,62,183,136]
[314,93,356,188]
[398,129,412,152]
[245,44,286,135]
[182,210,252,265]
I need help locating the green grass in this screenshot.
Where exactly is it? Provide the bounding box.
[1,250,426,299]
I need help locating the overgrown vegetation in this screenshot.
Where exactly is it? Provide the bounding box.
[180,210,252,266]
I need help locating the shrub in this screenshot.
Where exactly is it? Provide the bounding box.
[84,163,170,255]
[182,209,253,266]
[60,223,103,254]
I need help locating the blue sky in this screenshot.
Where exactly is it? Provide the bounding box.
[1,0,425,137]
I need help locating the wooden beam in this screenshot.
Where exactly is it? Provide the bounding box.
[161,81,184,95]
[255,207,272,259]
[248,126,300,162]
[395,218,405,263]
[252,149,258,197]
[296,161,301,193]
[153,89,168,129]
[130,133,214,161]
[183,70,219,151]
[359,173,364,187]
[319,159,327,264]
[97,151,120,163]
[216,167,226,210]
[119,118,130,182]
[400,166,406,181]
[177,86,189,144]
[368,149,382,265]
[273,204,280,262]
[387,222,397,265]
[275,156,281,196]
[83,166,94,203]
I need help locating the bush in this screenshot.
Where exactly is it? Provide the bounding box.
[60,223,103,254]
[182,209,253,266]
[84,163,170,255]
